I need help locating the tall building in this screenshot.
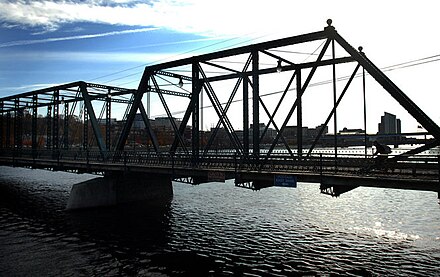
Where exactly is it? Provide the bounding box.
[378,112,401,134]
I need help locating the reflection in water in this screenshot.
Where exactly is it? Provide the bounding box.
[0,166,440,276]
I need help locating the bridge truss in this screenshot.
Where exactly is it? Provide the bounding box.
[1,20,439,196]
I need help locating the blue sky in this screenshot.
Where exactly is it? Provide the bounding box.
[1,0,440,132]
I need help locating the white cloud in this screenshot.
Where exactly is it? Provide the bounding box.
[0,83,62,94]
[0,27,158,48]
[0,1,362,37]
[1,0,439,43]
[0,49,189,64]
[1,1,439,76]
[0,0,439,52]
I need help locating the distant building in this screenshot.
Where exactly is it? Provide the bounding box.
[284,126,308,139]
[337,127,366,146]
[250,123,276,143]
[378,112,402,145]
[152,116,181,128]
[339,127,365,135]
[308,124,328,138]
[132,114,182,129]
[378,112,401,135]
[97,118,117,125]
[133,114,146,129]
[282,124,328,145]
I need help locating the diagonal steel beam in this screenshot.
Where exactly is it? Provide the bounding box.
[115,74,149,151]
[391,140,440,162]
[151,76,189,154]
[203,55,252,156]
[169,63,201,155]
[260,49,296,66]
[263,39,332,162]
[204,56,354,83]
[139,102,159,153]
[329,27,440,141]
[259,71,297,144]
[201,61,241,73]
[147,31,328,72]
[307,63,361,157]
[79,83,106,153]
[244,74,294,156]
[199,66,243,154]
[169,86,199,153]
[258,95,293,156]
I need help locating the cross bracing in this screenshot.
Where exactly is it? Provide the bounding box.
[0,20,439,181]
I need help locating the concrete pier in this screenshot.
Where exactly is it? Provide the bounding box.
[66,172,172,210]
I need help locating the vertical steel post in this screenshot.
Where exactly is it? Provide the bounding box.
[306,64,360,158]
[139,101,159,152]
[46,105,52,149]
[296,69,303,158]
[106,89,111,151]
[362,66,367,158]
[252,50,259,158]
[438,155,440,200]
[53,90,59,150]
[32,95,38,150]
[63,99,69,149]
[332,39,338,167]
[6,112,11,148]
[0,101,3,148]
[115,72,149,151]
[81,83,106,154]
[14,100,17,148]
[147,86,150,118]
[14,98,22,149]
[83,102,88,150]
[320,153,323,177]
[192,62,200,164]
[200,86,204,149]
[243,77,249,156]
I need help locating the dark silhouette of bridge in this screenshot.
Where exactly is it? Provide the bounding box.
[0,20,439,206]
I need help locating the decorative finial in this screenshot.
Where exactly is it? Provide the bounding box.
[358,46,363,52]
[327,19,333,26]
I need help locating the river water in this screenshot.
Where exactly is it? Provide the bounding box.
[0,166,439,276]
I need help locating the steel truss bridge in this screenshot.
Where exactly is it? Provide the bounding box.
[0,20,439,198]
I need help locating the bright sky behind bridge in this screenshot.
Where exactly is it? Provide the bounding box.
[1,0,440,133]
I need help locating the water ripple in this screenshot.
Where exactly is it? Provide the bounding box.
[1,166,440,276]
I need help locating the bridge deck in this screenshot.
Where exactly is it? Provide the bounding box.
[0,149,438,196]
[1,22,440,199]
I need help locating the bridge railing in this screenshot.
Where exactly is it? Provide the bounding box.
[0,148,439,179]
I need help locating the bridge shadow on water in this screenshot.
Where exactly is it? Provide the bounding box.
[66,202,225,276]
[0,168,221,276]
[1,167,440,276]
